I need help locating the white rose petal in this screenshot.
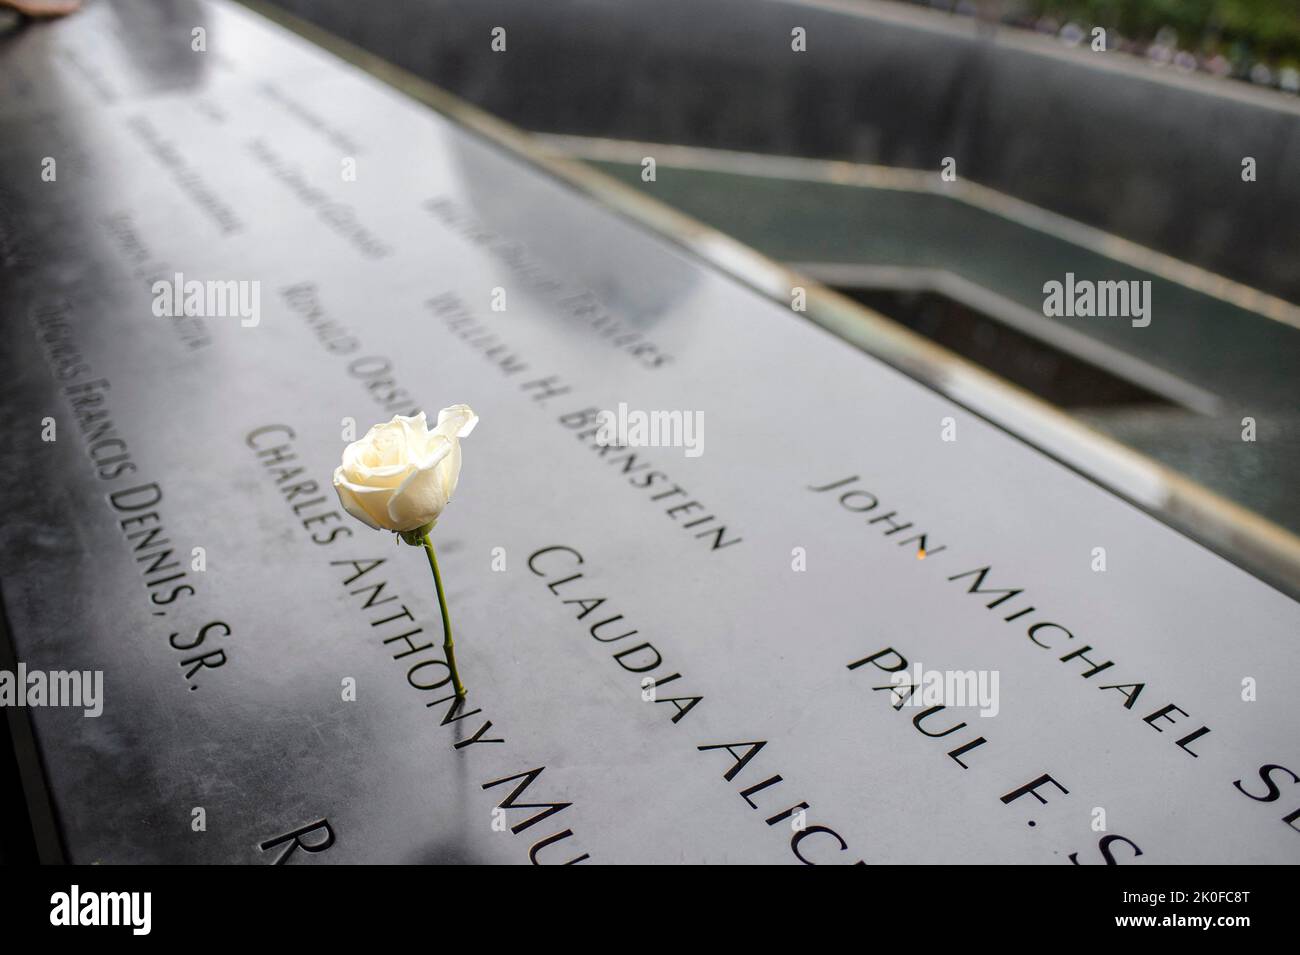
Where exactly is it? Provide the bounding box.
[332,406,477,533]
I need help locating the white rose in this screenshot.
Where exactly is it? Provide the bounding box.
[333,405,478,534]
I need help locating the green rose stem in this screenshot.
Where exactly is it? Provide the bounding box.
[420,532,467,698]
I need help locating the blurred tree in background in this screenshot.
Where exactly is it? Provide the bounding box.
[1024,0,1300,62]
[889,0,1300,89]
